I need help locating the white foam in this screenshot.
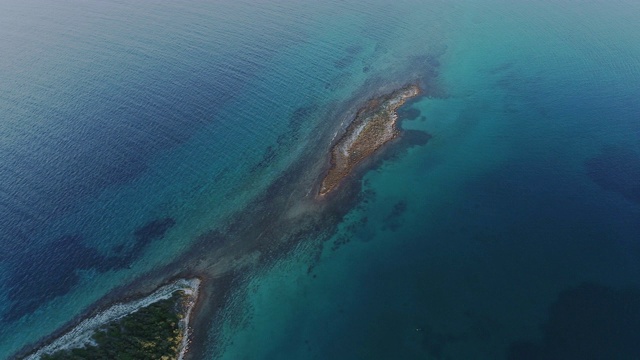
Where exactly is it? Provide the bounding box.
[27,278,201,360]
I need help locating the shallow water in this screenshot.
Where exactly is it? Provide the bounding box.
[1,0,639,359]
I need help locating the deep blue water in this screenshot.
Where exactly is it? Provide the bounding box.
[1,0,639,359]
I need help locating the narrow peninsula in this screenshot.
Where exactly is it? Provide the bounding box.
[319,84,421,196]
[21,85,420,360]
[25,278,200,360]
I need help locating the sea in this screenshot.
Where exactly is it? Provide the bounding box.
[1,0,639,359]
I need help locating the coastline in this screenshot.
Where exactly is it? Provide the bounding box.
[15,65,440,360]
[318,84,421,197]
[23,278,201,360]
[177,278,201,360]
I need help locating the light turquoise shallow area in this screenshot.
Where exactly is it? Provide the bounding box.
[205,1,640,359]
[0,0,639,359]
[0,0,446,355]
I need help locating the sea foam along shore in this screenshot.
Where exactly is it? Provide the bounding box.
[177,278,200,360]
[25,278,201,360]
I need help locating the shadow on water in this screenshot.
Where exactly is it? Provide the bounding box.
[508,283,640,360]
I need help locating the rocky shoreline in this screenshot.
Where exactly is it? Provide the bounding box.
[24,278,201,360]
[318,84,421,197]
[15,79,432,360]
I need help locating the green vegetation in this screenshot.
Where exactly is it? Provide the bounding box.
[41,292,187,360]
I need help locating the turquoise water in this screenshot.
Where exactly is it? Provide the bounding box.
[1,0,639,359]
[203,1,640,359]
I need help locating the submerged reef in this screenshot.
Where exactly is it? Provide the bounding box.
[319,84,421,196]
[18,82,428,360]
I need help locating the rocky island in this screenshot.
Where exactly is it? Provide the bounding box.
[319,84,421,197]
[18,85,422,360]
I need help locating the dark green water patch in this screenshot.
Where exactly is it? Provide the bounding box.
[334,45,363,69]
[382,200,407,231]
[398,106,422,121]
[133,218,176,246]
